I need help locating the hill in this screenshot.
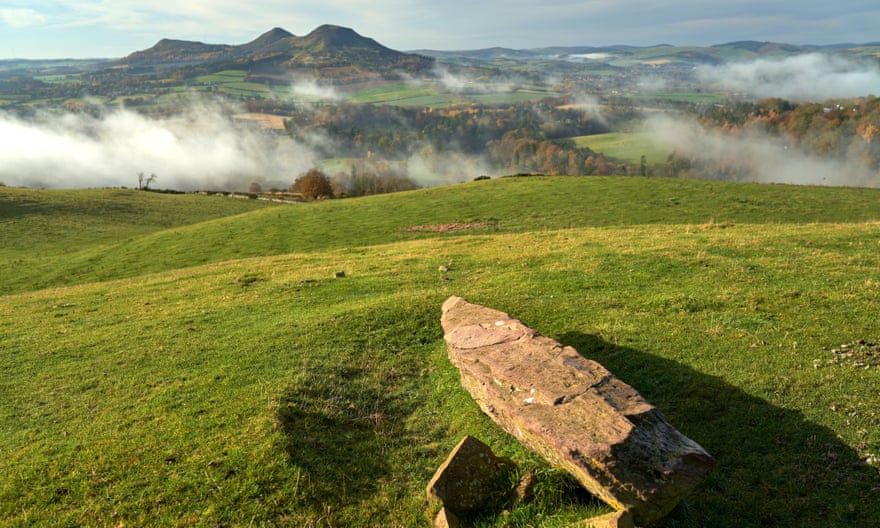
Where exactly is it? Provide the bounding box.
[416,40,880,69]
[2,177,880,527]
[6,177,880,296]
[115,24,434,81]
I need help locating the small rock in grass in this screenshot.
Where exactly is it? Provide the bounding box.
[426,435,514,516]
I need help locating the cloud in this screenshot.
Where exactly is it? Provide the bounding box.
[696,53,880,101]
[406,147,494,186]
[290,78,342,102]
[431,65,516,94]
[644,114,878,188]
[0,102,315,190]
[0,8,46,27]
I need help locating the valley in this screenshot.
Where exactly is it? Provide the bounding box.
[2,22,880,527]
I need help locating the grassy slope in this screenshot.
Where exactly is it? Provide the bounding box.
[0,188,279,294]
[5,177,880,295]
[2,177,880,527]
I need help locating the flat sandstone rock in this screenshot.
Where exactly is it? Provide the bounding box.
[426,435,512,516]
[441,296,714,526]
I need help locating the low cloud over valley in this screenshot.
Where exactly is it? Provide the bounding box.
[0,102,314,190]
[696,53,880,101]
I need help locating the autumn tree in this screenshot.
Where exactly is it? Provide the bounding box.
[290,168,334,200]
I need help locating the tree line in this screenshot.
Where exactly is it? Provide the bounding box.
[282,97,636,177]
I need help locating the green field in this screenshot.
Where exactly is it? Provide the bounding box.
[348,83,442,105]
[33,74,82,84]
[2,177,880,527]
[194,70,249,84]
[626,92,725,104]
[346,81,561,107]
[573,132,671,164]
[189,70,273,98]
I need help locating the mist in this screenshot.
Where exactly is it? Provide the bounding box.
[0,102,315,190]
[290,78,342,102]
[696,53,880,101]
[406,147,494,186]
[645,114,879,188]
[431,64,520,94]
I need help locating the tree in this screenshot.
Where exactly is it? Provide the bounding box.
[137,172,157,190]
[290,168,334,200]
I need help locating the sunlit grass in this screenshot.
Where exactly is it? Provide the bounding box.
[2,178,880,526]
[572,132,670,164]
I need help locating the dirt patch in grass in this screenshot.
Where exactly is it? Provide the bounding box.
[404,222,498,232]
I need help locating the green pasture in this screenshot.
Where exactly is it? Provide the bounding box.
[347,83,441,105]
[573,132,671,164]
[33,74,81,84]
[7,177,880,296]
[0,187,278,292]
[189,71,270,98]
[626,92,725,104]
[345,81,560,107]
[2,177,879,527]
[219,82,271,97]
[472,90,558,105]
[194,70,248,84]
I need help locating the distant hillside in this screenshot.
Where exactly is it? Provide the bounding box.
[116,24,434,82]
[416,40,880,68]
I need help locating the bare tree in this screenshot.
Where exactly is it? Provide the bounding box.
[137,172,157,190]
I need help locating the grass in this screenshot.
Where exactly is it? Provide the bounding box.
[0,187,279,293]
[345,82,561,107]
[348,83,441,105]
[2,176,880,526]
[7,177,880,295]
[194,70,248,84]
[573,132,671,164]
[625,92,725,104]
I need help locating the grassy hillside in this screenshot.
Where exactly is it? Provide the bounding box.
[2,177,880,527]
[0,188,279,295]
[5,177,880,296]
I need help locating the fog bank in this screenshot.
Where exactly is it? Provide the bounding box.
[645,114,878,187]
[0,103,314,190]
[696,53,880,101]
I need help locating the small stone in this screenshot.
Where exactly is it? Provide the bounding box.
[432,507,463,528]
[570,510,635,528]
[510,472,537,507]
[426,435,513,516]
[439,265,450,273]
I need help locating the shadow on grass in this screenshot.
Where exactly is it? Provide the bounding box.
[0,198,49,219]
[559,332,880,528]
[276,364,413,513]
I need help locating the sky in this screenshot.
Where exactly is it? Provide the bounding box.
[2,0,880,59]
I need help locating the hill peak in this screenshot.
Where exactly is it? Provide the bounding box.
[262,27,295,39]
[239,27,296,55]
[303,24,390,50]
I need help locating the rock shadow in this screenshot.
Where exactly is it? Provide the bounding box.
[559,332,880,528]
[276,364,411,512]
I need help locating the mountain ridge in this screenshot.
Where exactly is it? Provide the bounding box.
[116,24,434,80]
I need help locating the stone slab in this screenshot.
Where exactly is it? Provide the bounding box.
[441,296,715,526]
